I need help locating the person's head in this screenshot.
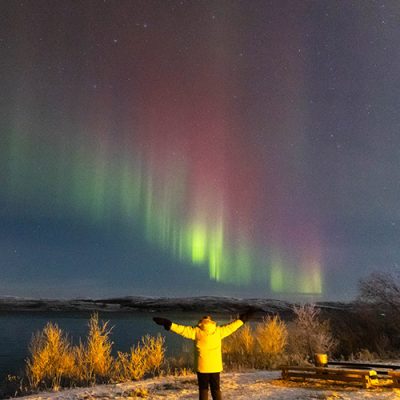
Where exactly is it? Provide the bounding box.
[197,315,217,332]
[198,315,213,324]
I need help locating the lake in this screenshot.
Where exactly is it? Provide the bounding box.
[0,310,221,381]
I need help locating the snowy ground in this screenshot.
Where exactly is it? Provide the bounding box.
[19,370,400,400]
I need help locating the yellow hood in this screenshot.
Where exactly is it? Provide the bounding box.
[198,317,217,334]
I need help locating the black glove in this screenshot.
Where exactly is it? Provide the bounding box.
[153,317,172,331]
[239,309,256,323]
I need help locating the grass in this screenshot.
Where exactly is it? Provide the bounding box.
[24,309,333,392]
[26,322,75,390]
[114,335,165,381]
[25,313,165,392]
[223,315,288,369]
[21,304,393,396]
[74,313,114,384]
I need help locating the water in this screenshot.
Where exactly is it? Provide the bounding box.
[0,311,209,381]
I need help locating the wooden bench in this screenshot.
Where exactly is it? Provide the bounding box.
[388,370,400,387]
[281,365,378,388]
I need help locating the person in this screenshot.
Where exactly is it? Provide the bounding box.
[153,311,253,400]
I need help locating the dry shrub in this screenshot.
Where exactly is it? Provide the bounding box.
[74,313,113,384]
[114,335,165,381]
[142,334,165,374]
[1,374,28,398]
[223,323,255,368]
[349,348,378,362]
[114,350,146,381]
[166,342,194,375]
[223,316,288,369]
[287,304,336,365]
[26,322,75,390]
[223,323,254,355]
[334,303,400,359]
[25,314,166,392]
[238,324,255,355]
[255,315,287,368]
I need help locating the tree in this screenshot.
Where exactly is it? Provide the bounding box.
[358,270,400,312]
[287,304,336,364]
[357,270,400,351]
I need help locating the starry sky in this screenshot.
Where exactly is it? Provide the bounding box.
[1,0,399,301]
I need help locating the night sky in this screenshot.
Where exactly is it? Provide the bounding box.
[1,0,399,300]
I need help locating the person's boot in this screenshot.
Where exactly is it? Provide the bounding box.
[199,389,208,400]
[211,389,222,400]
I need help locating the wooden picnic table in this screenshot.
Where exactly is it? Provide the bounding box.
[328,361,400,376]
[388,370,400,388]
[281,365,378,388]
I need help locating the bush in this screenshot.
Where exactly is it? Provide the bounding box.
[74,313,114,384]
[24,313,166,392]
[349,348,378,362]
[286,304,336,364]
[356,270,400,354]
[26,322,75,390]
[113,335,165,381]
[223,316,287,369]
[165,342,194,375]
[255,315,287,368]
[223,323,255,368]
[142,334,165,374]
[0,374,28,399]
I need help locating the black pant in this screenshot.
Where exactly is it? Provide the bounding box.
[197,372,221,400]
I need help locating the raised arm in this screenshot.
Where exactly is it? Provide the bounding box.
[218,309,256,339]
[153,317,196,340]
[218,319,244,339]
[170,322,196,340]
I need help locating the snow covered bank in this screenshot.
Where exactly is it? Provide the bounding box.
[19,370,400,400]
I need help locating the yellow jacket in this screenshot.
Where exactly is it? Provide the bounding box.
[170,317,244,373]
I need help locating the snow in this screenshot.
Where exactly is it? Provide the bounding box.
[18,370,400,400]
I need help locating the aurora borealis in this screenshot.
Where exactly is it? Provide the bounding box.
[1,1,400,300]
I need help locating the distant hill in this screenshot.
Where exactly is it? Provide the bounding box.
[0,296,354,320]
